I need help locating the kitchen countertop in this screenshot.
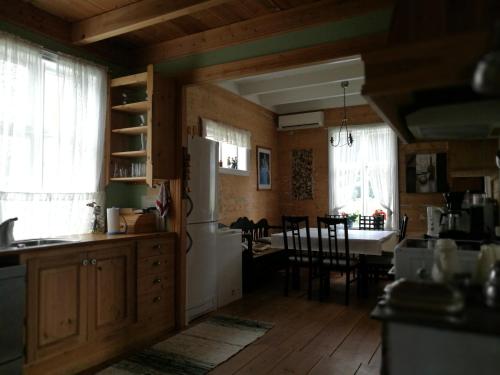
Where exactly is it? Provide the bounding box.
[371,286,500,337]
[0,231,176,256]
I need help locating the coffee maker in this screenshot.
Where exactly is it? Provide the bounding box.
[439,192,470,239]
[427,206,444,237]
[469,198,498,239]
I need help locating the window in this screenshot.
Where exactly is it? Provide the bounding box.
[219,142,248,172]
[201,118,251,175]
[328,125,398,229]
[0,32,107,239]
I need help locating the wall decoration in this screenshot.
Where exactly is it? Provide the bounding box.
[406,153,447,193]
[257,146,271,190]
[292,149,313,200]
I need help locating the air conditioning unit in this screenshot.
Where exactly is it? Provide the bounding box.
[278,111,324,131]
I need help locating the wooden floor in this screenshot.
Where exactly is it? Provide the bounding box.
[207,274,383,375]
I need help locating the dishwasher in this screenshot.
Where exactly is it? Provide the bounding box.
[0,259,26,374]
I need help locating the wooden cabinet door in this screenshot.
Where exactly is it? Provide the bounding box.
[87,244,136,339]
[26,252,88,362]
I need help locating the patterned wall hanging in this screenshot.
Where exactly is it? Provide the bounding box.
[292,149,313,200]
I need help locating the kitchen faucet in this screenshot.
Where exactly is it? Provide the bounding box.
[0,217,17,248]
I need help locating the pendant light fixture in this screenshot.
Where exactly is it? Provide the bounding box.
[330,81,353,147]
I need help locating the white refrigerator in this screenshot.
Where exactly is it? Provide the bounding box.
[186,137,219,322]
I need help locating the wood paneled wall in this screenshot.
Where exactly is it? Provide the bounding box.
[184,84,280,226]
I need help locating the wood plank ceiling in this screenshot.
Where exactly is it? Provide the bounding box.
[30,0,322,47]
[22,0,394,66]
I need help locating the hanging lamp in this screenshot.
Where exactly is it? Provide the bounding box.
[330,81,353,147]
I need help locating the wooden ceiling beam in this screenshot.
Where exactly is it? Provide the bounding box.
[134,0,394,65]
[0,0,130,67]
[72,0,233,45]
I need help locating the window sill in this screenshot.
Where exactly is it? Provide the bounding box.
[219,167,249,176]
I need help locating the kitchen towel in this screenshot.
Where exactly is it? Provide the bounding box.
[156,182,171,218]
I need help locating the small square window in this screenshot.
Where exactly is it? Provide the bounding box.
[218,142,249,175]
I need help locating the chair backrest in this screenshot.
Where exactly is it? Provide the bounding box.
[254,218,270,240]
[325,214,343,219]
[359,215,384,230]
[399,214,409,242]
[317,216,350,267]
[230,217,255,237]
[282,216,312,264]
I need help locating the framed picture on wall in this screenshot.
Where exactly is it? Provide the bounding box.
[406,152,448,193]
[257,146,271,190]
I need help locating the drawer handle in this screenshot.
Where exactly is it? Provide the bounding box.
[153,260,162,266]
[153,296,161,303]
[153,278,162,284]
[153,244,162,249]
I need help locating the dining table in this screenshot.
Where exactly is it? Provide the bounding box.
[271,227,397,296]
[271,227,396,255]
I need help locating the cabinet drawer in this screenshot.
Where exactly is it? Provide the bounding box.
[137,254,174,276]
[137,238,175,259]
[138,290,174,325]
[138,272,174,295]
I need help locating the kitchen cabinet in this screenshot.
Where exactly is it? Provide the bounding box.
[87,244,136,340]
[23,234,176,374]
[107,65,177,186]
[26,244,135,362]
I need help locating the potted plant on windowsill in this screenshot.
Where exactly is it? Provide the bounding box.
[340,212,359,228]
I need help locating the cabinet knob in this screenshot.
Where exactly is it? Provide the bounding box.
[91,259,97,265]
[82,259,89,266]
[153,260,162,266]
[153,296,161,303]
[154,278,162,284]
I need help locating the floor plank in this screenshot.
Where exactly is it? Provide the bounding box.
[206,273,383,375]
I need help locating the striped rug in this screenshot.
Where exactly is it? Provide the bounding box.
[98,315,274,375]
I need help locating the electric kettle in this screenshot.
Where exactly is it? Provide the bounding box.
[106,207,128,234]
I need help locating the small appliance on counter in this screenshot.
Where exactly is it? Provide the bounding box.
[426,206,444,237]
[106,207,128,234]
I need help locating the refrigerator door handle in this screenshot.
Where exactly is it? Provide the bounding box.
[185,193,194,218]
[186,231,193,253]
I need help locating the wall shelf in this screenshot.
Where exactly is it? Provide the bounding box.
[112,101,149,114]
[109,177,147,183]
[112,126,148,135]
[110,72,148,88]
[111,150,147,158]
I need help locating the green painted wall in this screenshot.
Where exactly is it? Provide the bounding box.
[156,8,392,75]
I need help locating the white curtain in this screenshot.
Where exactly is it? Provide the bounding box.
[329,124,399,229]
[201,118,251,149]
[0,32,107,239]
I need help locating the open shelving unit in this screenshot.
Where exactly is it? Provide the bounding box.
[107,65,152,185]
[106,64,177,187]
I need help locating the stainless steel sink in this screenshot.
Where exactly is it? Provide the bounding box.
[11,238,78,249]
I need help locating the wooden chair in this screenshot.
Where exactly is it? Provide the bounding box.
[230,217,284,293]
[282,215,320,300]
[359,215,385,230]
[317,216,359,305]
[366,214,409,281]
[253,218,282,243]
